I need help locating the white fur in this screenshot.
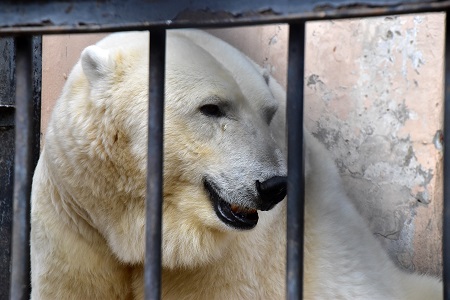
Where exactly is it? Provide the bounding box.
[30,30,442,299]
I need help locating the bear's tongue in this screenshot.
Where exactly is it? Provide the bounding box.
[217,199,258,230]
[230,204,257,215]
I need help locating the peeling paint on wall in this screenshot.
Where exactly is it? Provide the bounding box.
[304,13,444,276]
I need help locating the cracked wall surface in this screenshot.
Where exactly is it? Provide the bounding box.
[303,14,444,277]
[41,13,444,277]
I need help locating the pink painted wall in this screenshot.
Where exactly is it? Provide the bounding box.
[41,33,106,139]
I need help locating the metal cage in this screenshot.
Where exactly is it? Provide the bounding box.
[1,1,450,299]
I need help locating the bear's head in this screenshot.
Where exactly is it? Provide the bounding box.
[44,30,287,269]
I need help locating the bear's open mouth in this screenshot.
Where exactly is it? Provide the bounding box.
[203,180,258,230]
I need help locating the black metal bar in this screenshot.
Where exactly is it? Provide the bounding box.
[145,30,166,300]
[0,119,14,300]
[286,22,306,300]
[0,38,15,107]
[443,13,450,300]
[0,37,15,300]
[31,36,42,167]
[0,0,449,34]
[10,36,33,300]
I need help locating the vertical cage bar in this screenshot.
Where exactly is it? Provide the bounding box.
[444,13,450,300]
[10,36,33,300]
[286,22,306,300]
[145,29,166,300]
[0,37,15,300]
[31,36,42,167]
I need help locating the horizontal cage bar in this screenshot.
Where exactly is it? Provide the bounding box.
[0,1,449,34]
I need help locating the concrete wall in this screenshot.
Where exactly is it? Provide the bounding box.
[303,14,444,277]
[41,13,444,277]
[41,33,106,137]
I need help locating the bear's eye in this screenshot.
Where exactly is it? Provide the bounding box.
[200,104,224,118]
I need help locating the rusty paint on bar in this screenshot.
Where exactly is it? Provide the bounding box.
[286,22,306,300]
[10,36,33,300]
[145,30,166,300]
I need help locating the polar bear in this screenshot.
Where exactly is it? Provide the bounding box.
[30,30,442,299]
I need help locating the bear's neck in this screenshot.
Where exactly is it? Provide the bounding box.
[161,202,287,299]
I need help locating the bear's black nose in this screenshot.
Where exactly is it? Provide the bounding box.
[256,176,287,211]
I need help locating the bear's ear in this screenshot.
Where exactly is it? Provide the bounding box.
[81,45,114,85]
